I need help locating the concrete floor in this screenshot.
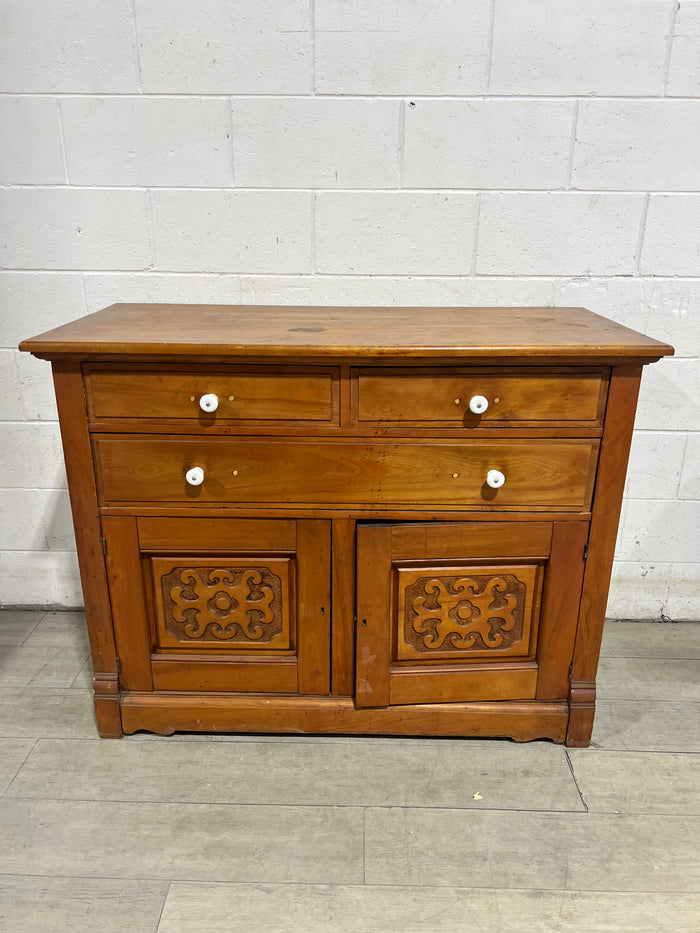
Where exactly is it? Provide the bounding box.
[0,611,698,932]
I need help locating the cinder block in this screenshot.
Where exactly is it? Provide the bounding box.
[556,277,699,358]
[666,564,700,620]
[0,189,152,271]
[624,431,685,500]
[61,97,232,187]
[232,99,400,188]
[315,0,491,94]
[617,499,700,563]
[238,276,397,306]
[573,101,700,191]
[404,100,573,189]
[0,352,23,421]
[83,274,243,313]
[1,273,85,349]
[641,280,700,358]
[136,0,311,93]
[0,98,64,184]
[0,551,83,607]
[490,0,671,95]
[477,193,644,276]
[15,353,58,422]
[679,435,700,500]
[606,562,669,620]
[40,489,76,551]
[0,424,66,489]
[635,358,699,432]
[316,192,478,275]
[394,277,554,307]
[641,196,700,276]
[0,0,139,92]
[0,489,48,550]
[151,191,313,274]
[667,2,700,96]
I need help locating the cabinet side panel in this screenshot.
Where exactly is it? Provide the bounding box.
[567,364,642,747]
[52,361,121,738]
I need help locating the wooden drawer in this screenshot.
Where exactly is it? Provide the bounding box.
[353,368,606,426]
[85,365,337,424]
[94,436,599,510]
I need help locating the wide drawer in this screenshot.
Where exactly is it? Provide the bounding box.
[354,368,606,426]
[94,437,599,510]
[85,365,337,423]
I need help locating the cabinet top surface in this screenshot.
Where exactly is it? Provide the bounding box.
[20,303,673,361]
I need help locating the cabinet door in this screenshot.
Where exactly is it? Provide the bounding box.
[102,516,330,695]
[356,521,587,707]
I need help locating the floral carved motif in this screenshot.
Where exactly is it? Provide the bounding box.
[402,573,526,654]
[161,565,284,644]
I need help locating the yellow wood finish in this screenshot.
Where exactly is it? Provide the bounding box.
[94,436,599,510]
[19,305,672,744]
[355,368,606,426]
[86,365,337,423]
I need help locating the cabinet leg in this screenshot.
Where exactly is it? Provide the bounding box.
[566,680,596,747]
[93,673,123,738]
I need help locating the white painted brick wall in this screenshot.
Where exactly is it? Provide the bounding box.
[0,0,697,619]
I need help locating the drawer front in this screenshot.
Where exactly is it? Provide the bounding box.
[354,368,606,426]
[85,366,337,423]
[95,437,599,510]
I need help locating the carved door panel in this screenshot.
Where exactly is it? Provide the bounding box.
[102,516,330,695]
[355,521,588,707]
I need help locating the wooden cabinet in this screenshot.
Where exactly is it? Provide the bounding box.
[20,304,673,746]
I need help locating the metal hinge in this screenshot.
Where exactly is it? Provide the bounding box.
[101,537,107,556]
[116,657,121,675]
[568,663,573,682]
[583,543,589,563]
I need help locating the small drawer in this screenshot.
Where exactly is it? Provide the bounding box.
[85,365,337,424]
[94,436,599,511]
[354,368,606,426]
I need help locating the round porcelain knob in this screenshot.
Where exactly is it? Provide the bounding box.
[469,395,489,415]
[185,466,205,486]
[199,393,219,413]
[486,469,505,489]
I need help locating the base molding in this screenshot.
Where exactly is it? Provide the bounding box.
[566,679,597,747]
[118,691,570,743]
[93,673,123,738]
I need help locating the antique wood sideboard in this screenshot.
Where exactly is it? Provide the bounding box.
[20,305,673,745]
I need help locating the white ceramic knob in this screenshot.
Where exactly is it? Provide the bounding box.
[486,469,505,489]
[185,466,205,486]
[469,395,489,415]
[199,393,219,413]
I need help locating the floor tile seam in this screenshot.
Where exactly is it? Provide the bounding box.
[1,872,698,897]
[563,750,589,813]
[153,879,172,933]
[593,747,699,753]
[0,738,39,799]
[0,870,172,883]
[16,613,47,645]
[0,795,590,813]
[601,654,700,660]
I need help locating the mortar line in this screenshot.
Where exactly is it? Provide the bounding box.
[634,194,651,275]
[55,99,70,185]
[663,0,680,96]
[485,0,497,93]
[567,100,580,190]
[128,0,143,93]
